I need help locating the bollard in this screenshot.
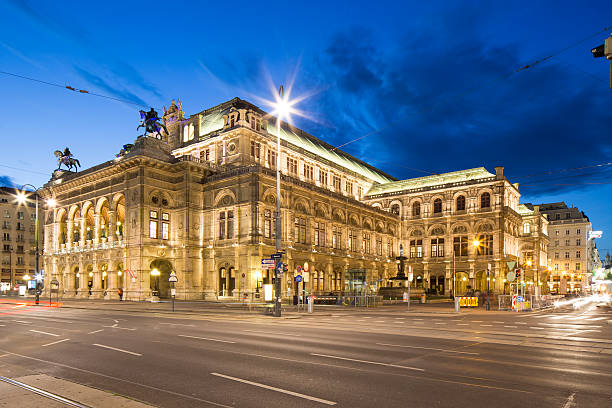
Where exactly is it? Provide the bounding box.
[308,295,314,314]
[454,297,460,312]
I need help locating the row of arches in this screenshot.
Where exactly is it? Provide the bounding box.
[384,192,492,217]
[55,194,125,247]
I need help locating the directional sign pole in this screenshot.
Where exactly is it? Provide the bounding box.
[168,273,178,312]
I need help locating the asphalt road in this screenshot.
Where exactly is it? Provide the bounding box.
[1,300,611,408]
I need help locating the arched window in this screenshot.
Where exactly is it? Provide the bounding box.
[390,204,400,215]
[456,195,466,211]
[433,198,442,214]
[523,223,531,234]
[481,192,491,208]
[412,202,420,217]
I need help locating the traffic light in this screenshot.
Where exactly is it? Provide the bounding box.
[515,269,521,278]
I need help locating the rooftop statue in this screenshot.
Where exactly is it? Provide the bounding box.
[54,147,81,172]
[138,107,168,139]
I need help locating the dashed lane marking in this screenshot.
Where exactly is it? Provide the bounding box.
[376,343,479,355]
[88,329,104,334]
[93,343,142,356]
[504,326,517,328]
[243,329,301,337]
[211,372,336,406]
[178,334,236,344]
[42,339,70,347]
[29,330,60,337]
[480,325,493,327]
[310,353,425,372]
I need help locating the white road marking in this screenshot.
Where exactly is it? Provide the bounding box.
[0,354,9,357]
[515,322,528,325]
[530,327,545,330]
[412,318,423,320]
[29,330,60,337]
[377,343,479,355]
[210,372,336,405]
[471,321,483,323]
[103,325,136,331]
[159,323,195,327]
[434,323,446,325]
[14,320,30,324]
[480,325,493,327]
[178,334,236,344]
[492,321,504,324]
[376,320,386,323]
[587,317,606,321]
[0,324,5,327]
[88,329,104,334]
[93,343,142,356]
[562,392,576,408]
[504,325,517,328]
[310,353,424,372]
[457,323,469,326]
[538,323,602,329]
[244,329,301,337]
[42,339,70,347]
[394,317,405,320]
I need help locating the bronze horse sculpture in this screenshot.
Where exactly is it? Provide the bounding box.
[54,148,80,172]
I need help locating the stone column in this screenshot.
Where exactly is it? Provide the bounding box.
[67,219,73,249]
[108,210,116,244]
[94,214,100,244]
[79,217,86,247]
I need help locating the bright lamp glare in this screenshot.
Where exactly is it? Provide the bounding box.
[35,274,43,281]
[16,192,26,204]
[472,240,480,247]
[46,198,57,207]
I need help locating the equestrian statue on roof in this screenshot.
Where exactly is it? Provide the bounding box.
[54,147,81,172]
[137,107,168,139]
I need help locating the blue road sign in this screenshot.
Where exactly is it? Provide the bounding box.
[276,262,284,274]
[295,275,303,283]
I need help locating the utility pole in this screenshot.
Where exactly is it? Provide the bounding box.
[591,34,612,88]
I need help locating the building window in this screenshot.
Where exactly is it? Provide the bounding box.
[576,250,580,258]
[555,230,559,236]
[348,230,357,251]
[576,239,580,246]
[456,196,465,211]
[565,263,570,270]
[555,214,560,220]
[17,212,24,220]
[554,252,559,259]
[313,221,325,246]
[575,263,580,271]
[358,186,363,199]
[453,236,468,256]
[161,222,169,240]
[149,220,158,239]
[304,164,314,181]
[412,202,420,217]
[476,235,493,255]
[431,238,444,257]
[409,239,423,258]
[264,210,272,238]
[566,230,570,235]
[565,239,570,246]
[3,210,9,218]
[183,123,194,142]
[266,150,277,169]
[376,237,382,256]
[433,198,442,214]
[391,204,400,215]
[576,229,581,235]
[200,149,210,162]
[287,158,298,175]
[345,181,353,195]
[294,217,306,244]
[3,233,10,241]
[332,175,341,191]
[481,192,491,208]
[250,141,261,159]
[319,169,328,186]
[565,251,570,259]
[523,223,530,234]
[363,233,371,253]
[554,240,559,246]
[219,211,234,240]
[388,239,394,257]
[332,226,341,249]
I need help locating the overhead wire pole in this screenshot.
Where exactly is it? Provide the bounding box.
[274,85,284,318]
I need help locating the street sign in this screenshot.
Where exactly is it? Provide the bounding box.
[303,262,309,272]
[295,275,303,283]
[296,265,302,274]
[589,231,603,239]
[506,261,516,271]
[270,252,283,259]
[168,274,178,283]
[276,262,284,275]
[261,258,275,270]
[506,271,516,282]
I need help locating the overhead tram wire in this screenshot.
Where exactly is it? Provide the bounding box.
[0,70,148,107]
[328,24,612,154]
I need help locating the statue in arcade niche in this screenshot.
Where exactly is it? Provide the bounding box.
[54,147,81,172]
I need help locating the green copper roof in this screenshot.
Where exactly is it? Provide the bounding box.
[366,167,496,196]
[517,204,535,215]
[194,98,395,184]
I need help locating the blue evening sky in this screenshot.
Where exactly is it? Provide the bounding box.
[1,0,611,254]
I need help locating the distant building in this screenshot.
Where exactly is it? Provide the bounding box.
[536,202,596,294]
[0,187,44,288]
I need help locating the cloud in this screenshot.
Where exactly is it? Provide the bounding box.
[0,175,16,187]
[298,10,612,195]
[73,66,149,107]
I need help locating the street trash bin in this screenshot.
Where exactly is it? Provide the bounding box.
[421,293,426,304]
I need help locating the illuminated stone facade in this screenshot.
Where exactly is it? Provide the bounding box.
[40,98,547,300]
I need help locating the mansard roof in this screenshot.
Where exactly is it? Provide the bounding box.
[192,97,396,184]
[365,167,496,196]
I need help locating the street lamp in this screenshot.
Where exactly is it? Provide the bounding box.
[15,185,56,305]
[151,268,160,297]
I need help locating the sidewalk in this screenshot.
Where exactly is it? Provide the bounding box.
[9,297,519,318]
[0,364,153,408]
